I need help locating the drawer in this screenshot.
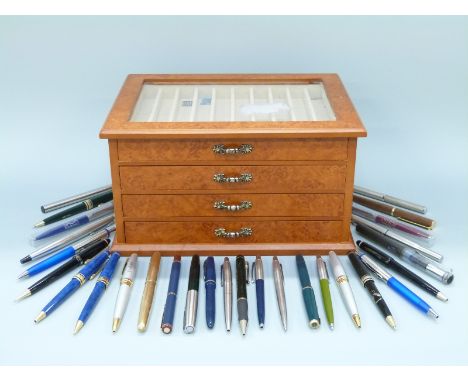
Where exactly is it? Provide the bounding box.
[125,220,343,244]
[117,138,348,162]
[122,193,344,218]
[119,164,347,193]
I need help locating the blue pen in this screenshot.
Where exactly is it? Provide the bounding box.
[73,252,120,334]
[203,257,216,328]
[33,202,114,241]
[358,251,439,319]
[251,256,265,328]
[161,256,182,334]
[34,251,109,323]
[18,224,115,279]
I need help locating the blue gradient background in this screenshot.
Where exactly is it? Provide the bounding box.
[1,16,467,365]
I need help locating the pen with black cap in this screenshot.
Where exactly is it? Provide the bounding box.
[236,256,249,335]
[183,255,200,334]
[204,256,216,329]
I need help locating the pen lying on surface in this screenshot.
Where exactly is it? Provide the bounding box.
[161,256,182,334]
[204,257,216,329]
[138,253,161,332]
[316,256,334,330]
[273,256,287,331]
[296,255,320,329]
[251,256,265,329]
[236,256,249,335]
[41,185,112,213]
[221,257,233,332]
[183,255,200,334]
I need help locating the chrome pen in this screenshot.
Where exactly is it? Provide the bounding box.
[183,255,200,334]
[40,185,112,213]
[220,257,233,332]
[251,256,265,328]
[272,256,287,331]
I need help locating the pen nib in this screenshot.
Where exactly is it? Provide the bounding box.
[352,314,361,328]
[17,271,28,280]
[112,318,121,333]
[240,320,247,336]
[73,321,84,335]
[15,290,31,302]
[385,316,397,330]
[34,311,46,323]
[436,292,448,302]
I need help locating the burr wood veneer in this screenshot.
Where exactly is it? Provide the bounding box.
[99,74,367,256]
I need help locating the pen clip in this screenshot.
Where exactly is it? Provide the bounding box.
[280,263,285,284]
[245,261,250,285]
[251,262,256,284]
[203,260,207,281]
[220,264,224,287]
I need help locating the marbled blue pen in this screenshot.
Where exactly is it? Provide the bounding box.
[73,252,121,334]
[161,256,182,334]
[34,251,109,323]
[204,257,216,328]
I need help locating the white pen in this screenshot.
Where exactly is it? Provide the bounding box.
[328,251,361,328]
[112,253,138,332]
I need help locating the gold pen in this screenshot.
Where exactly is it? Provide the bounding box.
[137,253,161,332]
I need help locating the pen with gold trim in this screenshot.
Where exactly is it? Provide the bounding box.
[138,253,161,332]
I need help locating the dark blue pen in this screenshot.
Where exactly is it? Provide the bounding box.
[251,256,265,328]
[34,251,109,323]
[73,252,120,334]
[204,257,216,328]
[161,256,182,334]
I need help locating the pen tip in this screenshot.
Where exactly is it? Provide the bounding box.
[73,321,84,335]
[329,323,335,330]
[17,271,28,280]
[436,292,448,302]
[15,290,31,301]
[259,323,264,329]
[386,316,397,330]
[34,221,45,228]
[240,320,247,335]
[112,318,121,332]
[428,308,439,319]
[352,314,361,328]
[34,311,46,323]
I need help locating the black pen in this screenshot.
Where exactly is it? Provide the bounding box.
[34,190,113,228]
[348,251,396,330]
[236,256,249,335]
[15,239,110,301]
[357,240,448,302]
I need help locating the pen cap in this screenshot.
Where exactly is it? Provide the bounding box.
[188,255,200,291]
[316,257,329,280]
[99,252,121,280]
[203,256,216,282]
[79,251,109,279]
[296,255,312,286]
[356,240,392,265]
[347,251,371,280]
[122,253,138,279]
[328,251,345,278]
[90,190,114,206]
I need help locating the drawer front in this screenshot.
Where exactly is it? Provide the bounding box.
[119,164,347,193]
[125,220,342,244]
[122,193,344,218]
[118,138,348,162]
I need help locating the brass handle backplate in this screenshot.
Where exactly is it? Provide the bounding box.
[213,173,253,183]
[213,200,253,211]
[213,144,253,155]
[214,227,253,238]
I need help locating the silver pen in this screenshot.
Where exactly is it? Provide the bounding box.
[354,185,427,214]
[183,255,200,334]
[352,214,443,263]
[272,256,287,331]
[220,257,233,332]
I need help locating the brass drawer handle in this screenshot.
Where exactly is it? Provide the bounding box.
[213,200,253,211]
[213,144,253,155]
[213,173,253,183]
[214,227,253,238]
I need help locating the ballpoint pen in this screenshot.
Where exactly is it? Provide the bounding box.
[34,189,113,228]
[353,195,435,230]
[348,251,396,329]
[21,215,114,264]
[296,255,320,329]
[328,251,361,328]
[112,253,138,332]
[235,256,249,335]
[273,256,287,331]
[161,256,182,334]
[357,240,448,301]
[138,253,161,332]
[16,239,110,301]
[358,251,439,319]
[183,255,200,334]
[41,184,112,213]
[251,256,265,329]
[354,185,428,214]
[316,256,334,330]
[204,257,216,329]
[355,223,453,283]
[220,257,233,332]
[33,201,114,241]
[18,223,115,278]
[74,252,120,334]
[352,214,443,263]
[34,251,109,323]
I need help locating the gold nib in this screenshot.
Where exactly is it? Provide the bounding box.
[34,311,46,323]
[352,314,361,328]
[386,315,397,330]
[112,318,121,333]
[73,321,84,335]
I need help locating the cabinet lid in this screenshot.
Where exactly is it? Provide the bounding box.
[99,74,367,139]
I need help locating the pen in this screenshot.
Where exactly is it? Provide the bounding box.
[316,257,334,330]
[18,223,115,278]
[352,214,443,263]
[161,256,182,334]
[236,256,249,335]
[34,251,109,323]
[348,251,396,329]
[74,252,120,334]
[354,186,427,214]
[183,255,200,334]
[138,253,161,332]
[296,255,320,329]
[21,215,114,264]
[112,253,138,332]
[16,239,110,301]
[41,185,112,213]
[251,256,265,328]
[358,251,439,319]
[34,189,113,228]
[356,224,453,284]
[220,257,233,332]
[329,251,361,328]
[33,202,114,241]
[273,256,287,331]
[203,257,216,329]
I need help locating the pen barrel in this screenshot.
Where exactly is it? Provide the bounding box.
[388,258,442,295]
[319,279,334,326]
[28,246,76,277]
[188,256,200,291]
[237,297,248,322]
[90,190,113,206]
[183,290,199,333]
[113,282,133,321]
[80,252,109,279]
[43,203,88,225]
[41,185,112,213]
[375,215,430,239]
[255,279,265,326]
[337,278,359,317]
[161,294,178,333]
[362,278,392,319]
[296,255,312,287]
[236,256,247,299]
[99,252,121,280]
[35,215,90,241]
[43,279,81,315]
[205,282,216,328]
[387,277,431,314]
[301,286,320,327]
[138,254,161,330]
[78,282,106,324]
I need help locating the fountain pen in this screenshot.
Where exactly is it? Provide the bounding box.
[137,253,161,332]
[236,256,249,335]
[161,256,182,334]
[74,252,120,334]
[296,255,320,329]
[34,251,109,323]
[183,255,200,334]
[204,257,216,329]
[348,251,396,329]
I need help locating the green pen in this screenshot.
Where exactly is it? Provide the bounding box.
[296,255,320,328]
[316,256,335,330]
